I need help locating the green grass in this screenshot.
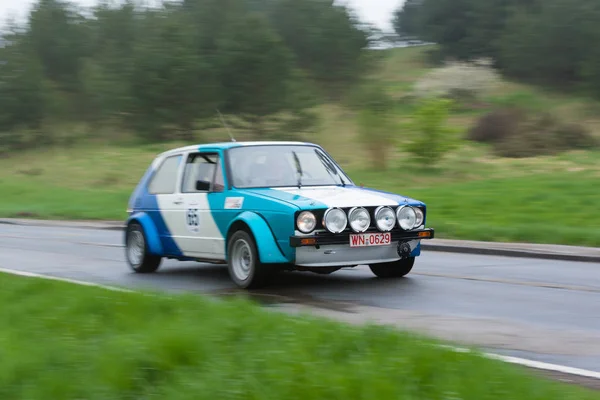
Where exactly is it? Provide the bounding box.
[1,272,597,400]
[354,169,600,246]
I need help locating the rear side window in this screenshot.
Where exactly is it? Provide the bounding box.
[148,155,181,194]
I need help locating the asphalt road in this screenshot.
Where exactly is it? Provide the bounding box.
[2,222,600,374]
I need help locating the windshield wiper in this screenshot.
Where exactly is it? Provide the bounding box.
[292,151,303,188]
[315,150,346,187]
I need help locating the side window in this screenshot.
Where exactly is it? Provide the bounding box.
[147,155,181,194]
[182,153,219,193]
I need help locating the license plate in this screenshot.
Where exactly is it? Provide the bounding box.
[349,232,391,247]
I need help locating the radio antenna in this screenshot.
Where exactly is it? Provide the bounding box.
[216,109,236,142]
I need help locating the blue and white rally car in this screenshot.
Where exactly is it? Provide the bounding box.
[124,141,435,288]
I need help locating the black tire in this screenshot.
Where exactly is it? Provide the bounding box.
[125,222,162,273]
[369,257,415,278]
[227,230,273,289]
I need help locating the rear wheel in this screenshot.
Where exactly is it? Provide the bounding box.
[125,222,162,273]
[227,230,273,289]
[369,257,415,278]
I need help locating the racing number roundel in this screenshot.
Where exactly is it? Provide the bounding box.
[186,208,200,233]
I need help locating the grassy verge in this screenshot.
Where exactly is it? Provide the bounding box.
[1,272,597,399]
[352,167,600,247]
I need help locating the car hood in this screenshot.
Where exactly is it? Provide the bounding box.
[243,185,423,209]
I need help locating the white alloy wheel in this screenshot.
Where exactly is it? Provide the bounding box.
[125,222,162,273]
[230,238,253,282]
[127,229,145,267]
[227,230,274,289]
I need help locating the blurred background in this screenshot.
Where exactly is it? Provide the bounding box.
[0,0,598,247]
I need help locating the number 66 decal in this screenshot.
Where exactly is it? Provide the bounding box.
[186,208,199,228]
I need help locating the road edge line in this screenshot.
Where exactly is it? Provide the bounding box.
[1,266,599,380]
[437,345,600,380]
[421,243,600,264]
[0,267,133,293]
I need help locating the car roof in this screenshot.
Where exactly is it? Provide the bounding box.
[156,140,322,158]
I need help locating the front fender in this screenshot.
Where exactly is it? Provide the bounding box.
[227,211,289,264]
[125,212,164,256]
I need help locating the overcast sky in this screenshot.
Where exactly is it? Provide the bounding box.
[0,0,404,32]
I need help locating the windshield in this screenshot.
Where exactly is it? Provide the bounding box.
[227,145,353,188]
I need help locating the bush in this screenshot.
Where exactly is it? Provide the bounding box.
[412,60,501,104]
[354,82,396,169]
[402,97,460,167]
[466,108,525,143]
[554,122,598,149]
[469,108,598,158]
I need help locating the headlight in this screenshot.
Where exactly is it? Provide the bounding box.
[397,206,417,230]
[414,208,424,227]
[297,211,317,233]
[374,206,396,232]
[348,207,370,232]
[323,208,347,233]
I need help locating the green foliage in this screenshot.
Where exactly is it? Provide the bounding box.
[353,82,396,169]
[0,0,368,146]
[352,170,600,247]
[392,0,423,42]
[268,0,371,99]
[217,13,309,138]
[27,0,89,91]
[129,9,221,141]
[2,273,599,399]
[392,0,600,98]
[0,35,45,136]
[402,98,460,167]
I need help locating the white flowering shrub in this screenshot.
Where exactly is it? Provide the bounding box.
[412,58,501,101]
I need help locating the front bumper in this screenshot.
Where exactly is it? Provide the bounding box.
[289,228,435,248]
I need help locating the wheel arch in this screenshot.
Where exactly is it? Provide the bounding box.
[225,211,289,264]
[125,212,164,255]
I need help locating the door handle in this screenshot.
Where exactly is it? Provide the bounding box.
[173,199,184,205]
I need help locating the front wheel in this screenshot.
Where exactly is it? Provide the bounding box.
[369,257,415,278]
[227,230,273,289]
[125,222,162,273]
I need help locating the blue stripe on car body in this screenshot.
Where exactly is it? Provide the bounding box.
[206,186,328,263]
[125,158,183,258]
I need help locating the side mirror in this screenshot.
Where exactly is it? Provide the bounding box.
[195,180,211,191]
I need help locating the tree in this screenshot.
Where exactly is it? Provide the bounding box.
[81,1,137,121]
[268,0,370,99]
[392,0,423,42]
[0,31,46,151]
[27,0,88,91]
[498,0,596,87]
[354,81,396,170]
[129,8,222,141]
[402,98,460,168]
[217,13,315,138]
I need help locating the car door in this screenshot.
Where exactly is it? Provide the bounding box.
[174,151,228,260]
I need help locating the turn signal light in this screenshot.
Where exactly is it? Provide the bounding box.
[418,231,431,238]
[301,238,317,245]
